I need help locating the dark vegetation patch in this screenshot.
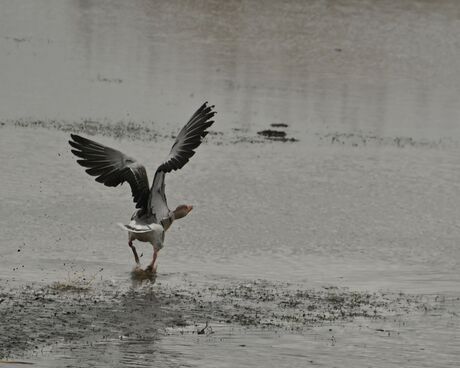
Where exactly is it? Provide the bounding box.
[257,129,299,142]
[270,123,289,128]
[258,129,287,138]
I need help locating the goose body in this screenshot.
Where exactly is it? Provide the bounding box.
[118,221,164,250]
[117,211,165,249]
[69,102,216,271]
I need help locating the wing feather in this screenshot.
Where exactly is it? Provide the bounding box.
[157,102,216,173]
[148,102,216,222]
[69,134,150,210]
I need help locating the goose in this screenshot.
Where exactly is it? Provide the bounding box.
[68,102,216,273]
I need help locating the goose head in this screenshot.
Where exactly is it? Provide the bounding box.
[173,204,193,220]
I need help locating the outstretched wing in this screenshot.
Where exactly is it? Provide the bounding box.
[157,102,216,173]
[149,102,216,222]
[69,134,150,210]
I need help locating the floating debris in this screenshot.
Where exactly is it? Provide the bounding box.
[257,129,286,138]
[257,129,298,142]
[96,74,123,84]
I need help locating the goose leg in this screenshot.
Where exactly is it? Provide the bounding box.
[128,240,140,265]
[145,248,159,272]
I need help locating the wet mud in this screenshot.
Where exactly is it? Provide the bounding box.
[0,277,450,360]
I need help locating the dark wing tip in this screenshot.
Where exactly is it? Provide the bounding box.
[69,134,79,146]
[157,102,216,173]
[70,133,83,143]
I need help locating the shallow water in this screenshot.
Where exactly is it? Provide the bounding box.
[2,127,459,292]
[1,0,460,140]
[1,0,460,367]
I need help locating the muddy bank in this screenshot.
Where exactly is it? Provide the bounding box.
[0,277,450,360]
[4,120,459,148]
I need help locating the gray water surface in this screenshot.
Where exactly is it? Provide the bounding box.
[1,1,460,367]
[1,0,460,139]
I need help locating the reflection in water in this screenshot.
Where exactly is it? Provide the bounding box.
[0,0,459,140]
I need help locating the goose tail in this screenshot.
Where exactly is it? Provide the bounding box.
[116,222,155,233]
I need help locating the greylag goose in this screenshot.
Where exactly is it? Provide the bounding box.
[69,102,216,272]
